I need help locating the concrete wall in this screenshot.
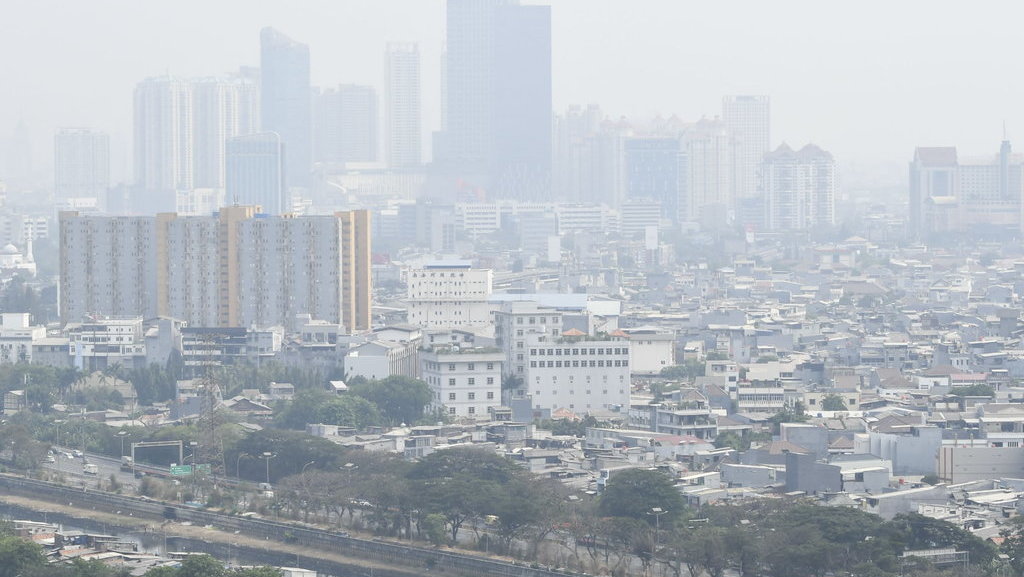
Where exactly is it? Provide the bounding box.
[785,452,841,495]
[938,447,1024,483]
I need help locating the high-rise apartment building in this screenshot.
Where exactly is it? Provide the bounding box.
[60,209,371,331]
[762,143,836,231]
[225,133,285,214]
[260,27,312,188]
[54,128,110,201]
[314,85,378,164]
[439,0,551,199]
[722,95,770,197]
[191,77,259,189]
[684,118,732,227]
[909,141,1024,241]
[385,43,422,169]
[134,74,257,211]
[134,76,194,195]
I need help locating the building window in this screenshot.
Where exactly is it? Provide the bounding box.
[486,362,494,370]
[468,378,475,385]
[468,392,475,400]
[468,406,475,414]
[487,377,494,385]
[449,378,456,386]
[487,391,494,400]
[448,407,456,415]
[449,364,456,371]
[468,363,475,371]
[449,392,456,401]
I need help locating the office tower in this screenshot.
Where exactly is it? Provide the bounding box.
[134,76,194,195]
[191,76,259,189]
[260,27,312,188]
[440,0,551,199]
[624,137,686,223]
[909,141,1024,241]
[226,133,285,214]
[386,43,422,169]
[722,95,770,197]
[54,128,110,201]
[683,118,732,227]
[314,85,378,164]
[61,209,371,331]
[58,213,159,325]
[762,143,836,231]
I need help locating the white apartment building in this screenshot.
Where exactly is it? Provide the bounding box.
[0,313,46,364]
[421,347,503,419]
[66,316,147,371]
[494,301,563,378]
[620,326,676,375]
[406,262,492,329]
[524,332,631,414]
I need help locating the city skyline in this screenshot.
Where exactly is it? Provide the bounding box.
[4,1,1024,185]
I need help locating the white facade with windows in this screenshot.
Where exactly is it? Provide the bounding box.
[493,301,563,378]
[525,334,631,414]
[0,313,45,364]
[406,262,493,329]
[421,348,503,420]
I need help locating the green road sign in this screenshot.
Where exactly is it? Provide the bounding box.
[170,465,193,476]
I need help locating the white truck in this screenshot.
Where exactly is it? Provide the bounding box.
[120,456,134,471]
[83,463,99,475]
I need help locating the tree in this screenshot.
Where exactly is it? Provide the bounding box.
[177,554,226,577]
[598,468,687,527]
[0,535,45,577]
[349,376,432,426]
[821,393,848,411]
[231,568,284,577]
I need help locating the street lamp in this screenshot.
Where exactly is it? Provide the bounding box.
[117,430,128,457]
[236,452,252,479]
[260,452,277,485]
[648,507,667,555]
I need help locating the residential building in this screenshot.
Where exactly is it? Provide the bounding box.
[523,331,631,414]
[421,346,503,419]
[60,209,371,331]
[344,340,419,381]
[763,143,837,230]
[261,27,312,188]
[190,76,259,189]
[54,128,109,202]
[684,117,732,227]
[405,261,492,329]
[493,300,563,378]
[624,137,686,222]
[314,84,378,164]
[133,76,193,205]
[66,316,147,371]
[0,313,45,364]
[620,326,676,375]
[386,43,422,169]
[722,95,770,201]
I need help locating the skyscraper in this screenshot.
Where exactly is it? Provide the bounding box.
[684,118,732,227]
[722,95,770,198]
[134,76,193,196]
[54,128,110,201]
[260,27,311,188]
[226,133,285,214]
[440,0,551,199]
[386,43,422,169]
[625,137,686,223]
[314,85,378,165]
[762,143,836,231]
[191,76,259,189]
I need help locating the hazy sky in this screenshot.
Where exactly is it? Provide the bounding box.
[3,0,1022,184]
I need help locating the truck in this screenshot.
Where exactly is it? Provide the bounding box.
[120,456,134,471]
[83,463,99,475]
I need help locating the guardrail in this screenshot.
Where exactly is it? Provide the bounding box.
[0,474,576,577]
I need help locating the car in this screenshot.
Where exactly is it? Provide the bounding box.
[43,454,55,463]
[72,450,83,458]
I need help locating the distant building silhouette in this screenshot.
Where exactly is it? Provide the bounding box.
[762,143,836,231]
[226,133,286,214]
[386,42,422,169]
[314,84,378,165]
[260,27,312,188]
[54,128,109,202]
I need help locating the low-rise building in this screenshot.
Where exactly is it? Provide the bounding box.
[421,346,503,419]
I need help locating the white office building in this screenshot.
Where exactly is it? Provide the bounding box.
[421,347,503,419]
[406,262,492,329]
[524,332,631,414]
[0,313,46,365]
[386,42,422,169]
